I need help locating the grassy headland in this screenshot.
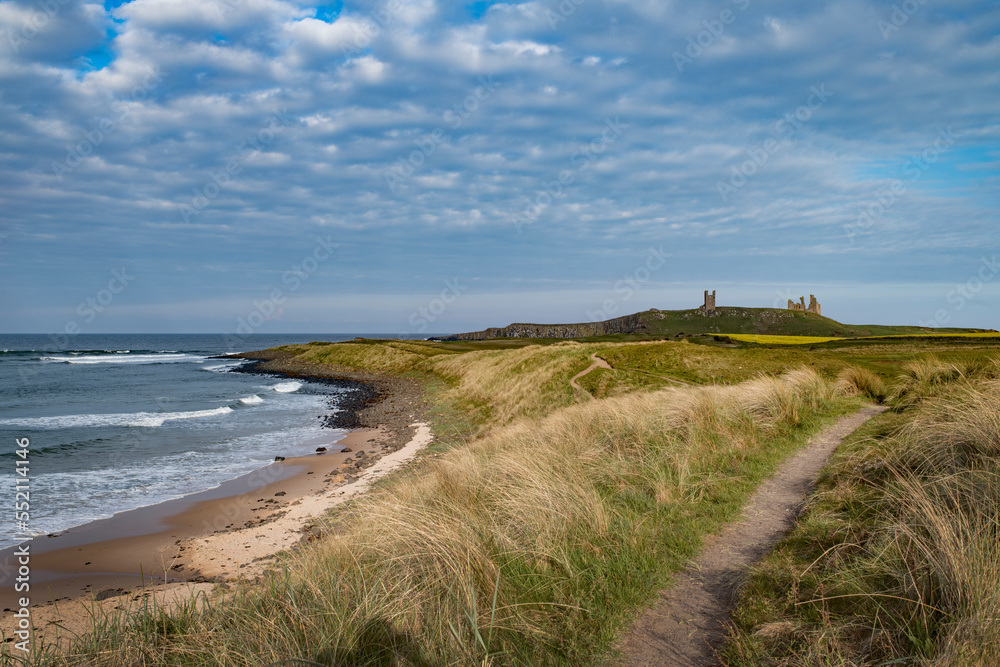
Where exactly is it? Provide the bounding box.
[16,332,1000,665]
[445,307,992,342]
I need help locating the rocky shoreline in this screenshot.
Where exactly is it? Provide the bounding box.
[225,349,427,451]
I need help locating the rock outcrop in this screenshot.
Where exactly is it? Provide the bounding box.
[440,312,645,341]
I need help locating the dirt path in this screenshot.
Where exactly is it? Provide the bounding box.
[618,405,888,666]
[570,354,612,393]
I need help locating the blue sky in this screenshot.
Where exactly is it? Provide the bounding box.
[1,0,998,335]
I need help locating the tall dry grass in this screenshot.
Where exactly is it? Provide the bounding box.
[889,354,1000,405]
[425,343,597,431]
[834,365,887,403]
[33,368,852,666]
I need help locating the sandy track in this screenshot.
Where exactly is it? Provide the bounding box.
[570,354,612,393]
[619,405,887,666]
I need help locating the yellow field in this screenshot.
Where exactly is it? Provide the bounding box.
[727,332,1000,345]
[724,334,840,345]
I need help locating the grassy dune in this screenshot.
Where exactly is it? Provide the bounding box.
[17,337,1000,665]
[724,356,1000,665]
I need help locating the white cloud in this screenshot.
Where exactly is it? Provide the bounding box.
[2,0,999,331]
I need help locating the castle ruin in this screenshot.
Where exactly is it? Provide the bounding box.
[701,289,717,316]
[788,294,821,316]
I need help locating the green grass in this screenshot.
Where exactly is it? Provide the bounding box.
[636,307,939,338]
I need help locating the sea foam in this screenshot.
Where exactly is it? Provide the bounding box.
[41,353,200,365]
[202,361,241,372]
[0,406,234,429]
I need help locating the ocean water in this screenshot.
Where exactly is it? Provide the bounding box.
[0,333,419,548]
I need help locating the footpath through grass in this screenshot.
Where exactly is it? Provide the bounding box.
[723,355,1000,666]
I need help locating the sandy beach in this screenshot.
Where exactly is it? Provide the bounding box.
[1,422,433,646]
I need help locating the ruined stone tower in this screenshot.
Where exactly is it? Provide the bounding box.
[787,294,821,316]
[808,294,821,315]
[702,290,717,316]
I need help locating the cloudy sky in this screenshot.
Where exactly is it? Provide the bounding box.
[1,0,998,334]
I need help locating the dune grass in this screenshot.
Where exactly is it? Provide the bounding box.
[289,340,448,374]
[423,342,600,432]
[833,366,888,403]
[723,360,1000,666]
[16,366,859,666]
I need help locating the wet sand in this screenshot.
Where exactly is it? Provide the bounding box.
[0,423,437,645]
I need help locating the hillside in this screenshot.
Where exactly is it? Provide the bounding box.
[441,306,986,340]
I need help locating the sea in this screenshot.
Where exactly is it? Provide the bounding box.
[0,333,427,549]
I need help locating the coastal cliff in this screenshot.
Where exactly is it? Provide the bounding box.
[440,312,645,340]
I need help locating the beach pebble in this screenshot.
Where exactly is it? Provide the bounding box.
[316,446,327,452]
[341,447,352,453]
[274,456,286,462]
[274,491,286,497]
